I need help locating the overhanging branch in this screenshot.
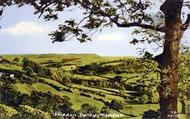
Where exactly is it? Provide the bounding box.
[113,21,165,32]
[78,0,166,33]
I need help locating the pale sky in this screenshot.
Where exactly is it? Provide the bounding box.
[0,3,189,56]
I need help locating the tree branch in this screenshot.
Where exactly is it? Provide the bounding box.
[77,0,166,32]
[98,9,166,32]
[38,1,56,18]
[181,14,190,31]
[112,21,165,32]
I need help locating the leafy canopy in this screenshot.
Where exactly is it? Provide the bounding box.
[0,0,189,45]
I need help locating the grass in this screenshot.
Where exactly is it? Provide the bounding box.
[72,84,115,95]
[38,77,66,89]
[121,104,159,117]
[178,114,188,119]
[0,64,22,71]
[31,83,105,111]
[13,83,32,95]
[1,54,189,119]
[59,91,105,111]
[72,84,126,102]
[2,54,131,65]
[12,82,105,111]
[12,81,190,118]
[31,83,59,94]
[0,104,18,117]
[70,74,108,80]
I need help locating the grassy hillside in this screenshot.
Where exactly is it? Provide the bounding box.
[2,54,128,65]
[0,54,189,119]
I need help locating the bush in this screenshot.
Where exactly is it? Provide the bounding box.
[94,97,104,103]
[22,58,52,78]
[62,88,72,93]
[114,76,122,82]
[13,57,20,63]
[150,91,159,103]
[109,99,123,111]
[124,84,134,90]
[142,110,160,119]
[30,91,73,113]
[80,103,98,114]
[79,104,99,119]
[62,76,71,86]
[13,105,51,119]
[0,84,24,107]
[25,67,35,77]
[80,93,91,98]
[97,93,106,97]
[100,106,110,114]
[0,104,18,118]
[138,94,149,104]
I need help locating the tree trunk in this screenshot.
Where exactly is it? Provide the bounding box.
[156,26,182,118]
[156,21,183,119]
[156,0,184,119]
[158,70,179,119]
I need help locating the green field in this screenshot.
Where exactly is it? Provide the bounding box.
[0,54,189,119]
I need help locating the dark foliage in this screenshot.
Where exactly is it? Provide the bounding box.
[108,99,123,111]
[142,110,160,119]
[22,58,52,78]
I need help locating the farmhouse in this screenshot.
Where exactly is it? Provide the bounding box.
[10,74,15,78]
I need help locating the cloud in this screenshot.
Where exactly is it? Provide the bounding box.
[1,21,47,36]
[97,31,127,41]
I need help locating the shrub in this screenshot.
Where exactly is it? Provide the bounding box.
[62,88,72,93]
[25,67,35,77]
[80,103,98,114]
[124,84,134,90]
[100,106,110,114]
[22,58,52,78]
[94,97,104,103]
[150,91,159,104]
[114,76,122,82]
[80,93,91,98]
[62,76,71,86]
[30,91,73,113]
[97,93,106,97]
[13,57,20,63]
[138,94,149,104]
[0,104,18,118]
[13,105,51,119]
[0,84,24,107]
[109,99,123,111]
[142,110,160,119]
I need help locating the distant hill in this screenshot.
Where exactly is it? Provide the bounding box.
[1,53,132,65]
[1,53,100,59]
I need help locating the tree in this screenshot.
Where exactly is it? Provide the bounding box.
[177,48,190,114]
[109,99,123,111]
[1,0,190,118]
[25,66,35,77]
[22,58,52,78]
[13,57,20,64]
[62,74,72,86]
[12,105,51,119]
[80,103,98,119]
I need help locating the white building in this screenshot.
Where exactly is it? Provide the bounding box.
[10,74,14,78]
